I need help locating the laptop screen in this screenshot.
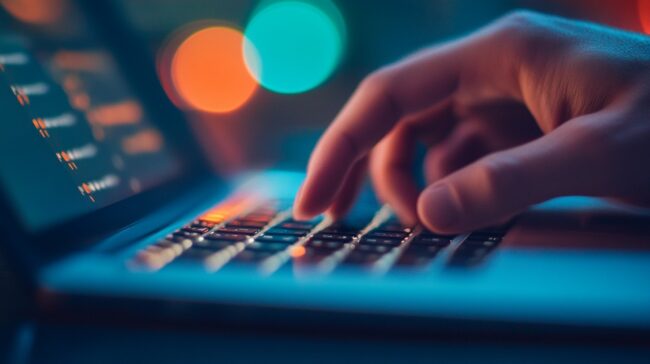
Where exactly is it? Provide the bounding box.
[0,2,182,231]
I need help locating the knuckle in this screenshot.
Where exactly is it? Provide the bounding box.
[498,9,541,29]
[337,128,363,158]
[358,66,403,117]
[581,123,611,148]
[476,153,522,201]
[491,9,554,56]
[568,117,616,155]
[359,68,396,97]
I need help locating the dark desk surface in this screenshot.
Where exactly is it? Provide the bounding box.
[1,320,649,364]
[2,252,650,364]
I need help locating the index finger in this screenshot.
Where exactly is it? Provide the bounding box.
[293,16,527,219]
[293,43,462,219]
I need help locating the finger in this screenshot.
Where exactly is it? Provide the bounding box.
[369,124,420,225]
[295,13,533,219]
[424,123,489,183]
[370,100,457,225]
[326,157,368,220]
[294,43,467,219]
[417,112,617,234]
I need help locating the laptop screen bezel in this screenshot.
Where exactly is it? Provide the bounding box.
[0,0,222,267]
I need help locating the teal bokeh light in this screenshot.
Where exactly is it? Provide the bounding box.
[244,0,346,94]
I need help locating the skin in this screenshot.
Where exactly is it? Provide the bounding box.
[293,10,650,234]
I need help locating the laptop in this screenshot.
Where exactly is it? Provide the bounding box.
[1,1,650,340]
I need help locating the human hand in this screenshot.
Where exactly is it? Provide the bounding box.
[293,10,650,233]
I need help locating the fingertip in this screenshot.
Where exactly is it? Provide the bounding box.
[324,197,357,222]
[293,198,321,222]
[292,181,323,220]
[292,207,316,222]
[417,183,462,234]
[292,195,313,222]
[292,185,306,219]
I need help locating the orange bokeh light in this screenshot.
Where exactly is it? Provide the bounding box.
[290,246,307,258]
[0,0,65,25]
[640,0,650,34]
[171,26,258,114]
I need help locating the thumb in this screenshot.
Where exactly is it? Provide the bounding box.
[417,114,615,233]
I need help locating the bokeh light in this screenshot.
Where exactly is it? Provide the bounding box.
[640,0,650,34]
[170,26,259,113]
[0,0,65,25]
[244,0,346,94]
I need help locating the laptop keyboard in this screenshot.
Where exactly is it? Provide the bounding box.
[131,200,509,274]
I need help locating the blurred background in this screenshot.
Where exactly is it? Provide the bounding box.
[117,0,649,173]
[3,0,650,174]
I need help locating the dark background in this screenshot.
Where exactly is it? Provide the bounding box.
[115,0,646,172]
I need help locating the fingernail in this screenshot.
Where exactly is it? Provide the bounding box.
[420,184,459,230]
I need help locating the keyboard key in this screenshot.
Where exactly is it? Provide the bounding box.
[462,239,500,248]
[410,235,451,247]
[304,245,342,254]
[358,237,403,247]
[305,239,348,250]
[266,228,309,236]
[402,245,441,257]
[419,231,456,239]
[444,225,509,267]
[377,224,412,233]
[192,239,237,250]
[172,231,202,240]
[245,241,290,253]
[321,223,362,233]
[216,227,259,235]
[166,235,193,243]
[314,233,356,241]
[256,234,300,244]
[205,232,249,241]
[280,221,316,230]
[283,216,321,226]
[466,233,502,242]
[194,220,216,228]
[366,231,408,239]
[182,226,210,234]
